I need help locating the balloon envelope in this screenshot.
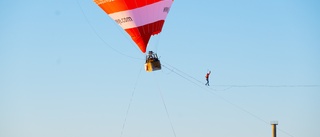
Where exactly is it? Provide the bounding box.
[94,0,174,53]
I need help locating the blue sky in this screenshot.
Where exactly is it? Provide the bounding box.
[1,0,320,137]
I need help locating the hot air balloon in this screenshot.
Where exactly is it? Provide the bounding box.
[94,0,174,72]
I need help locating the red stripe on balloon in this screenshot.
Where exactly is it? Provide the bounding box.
[125,20,165,53]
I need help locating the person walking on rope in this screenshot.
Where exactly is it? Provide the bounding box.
[205,71,211,86]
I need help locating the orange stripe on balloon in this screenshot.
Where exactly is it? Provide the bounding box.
[95,0,163,14]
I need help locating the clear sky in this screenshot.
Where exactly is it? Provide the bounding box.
[1,0,320,137]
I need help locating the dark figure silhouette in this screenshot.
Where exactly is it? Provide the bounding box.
[205,71,211,86]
